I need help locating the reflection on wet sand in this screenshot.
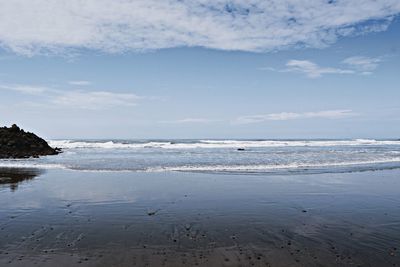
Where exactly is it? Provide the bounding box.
[0,169,399,266]
[0,168,43,191]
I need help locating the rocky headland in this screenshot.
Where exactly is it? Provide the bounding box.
[0,124,60,158]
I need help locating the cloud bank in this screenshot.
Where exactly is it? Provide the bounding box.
[0,0,399,55]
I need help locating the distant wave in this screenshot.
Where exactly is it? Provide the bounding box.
[49,139,400,150]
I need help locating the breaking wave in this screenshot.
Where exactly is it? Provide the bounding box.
[49,139,400,150]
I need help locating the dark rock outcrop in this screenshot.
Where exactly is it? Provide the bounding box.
[0,124,60,158]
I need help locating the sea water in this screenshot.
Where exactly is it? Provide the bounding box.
[0,139,400,174]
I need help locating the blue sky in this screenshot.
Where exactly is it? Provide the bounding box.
[0,1,399,139]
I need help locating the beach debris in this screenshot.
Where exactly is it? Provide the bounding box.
[147,209,161,216]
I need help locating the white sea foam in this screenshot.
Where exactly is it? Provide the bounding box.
[144,159,400,172]
[0,161,67,169]
[49,139,400,150]
[1,158,399,173]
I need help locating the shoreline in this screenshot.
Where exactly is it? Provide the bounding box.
[1,160,400,176]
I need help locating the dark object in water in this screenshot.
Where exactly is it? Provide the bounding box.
[237,148,246,151]
[0,124,61,158]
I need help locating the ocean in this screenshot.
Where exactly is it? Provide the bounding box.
[1,139,399,174]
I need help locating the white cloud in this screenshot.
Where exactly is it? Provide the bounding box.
[68,80,92,86]
[266,56,384,78]
[0,83,140,109]
[52,91,140,110]
[235,110,356,124]
[284,60,354,78]
[342,56,381,71]
[0,84,50,94]
[159,118,213,124]
[0,1,399,55]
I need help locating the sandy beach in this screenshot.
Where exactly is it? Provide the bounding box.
[1,168,399,266]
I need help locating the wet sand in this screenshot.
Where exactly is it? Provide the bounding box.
[0,168,400,266]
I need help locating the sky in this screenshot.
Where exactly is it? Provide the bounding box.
[0,0,399,139]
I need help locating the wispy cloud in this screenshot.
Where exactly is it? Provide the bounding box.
[284,60,354,78]
[0,1,399,55]
[0,84,51,94]
[52,91,140,110]
[264,55,384,78]
[68,80,92,86]
[342,56,382,74]
[159,118,214,124]
[235,110,357,124]
[0,83,140,110]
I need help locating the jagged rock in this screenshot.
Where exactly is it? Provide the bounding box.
[0,124,60,158]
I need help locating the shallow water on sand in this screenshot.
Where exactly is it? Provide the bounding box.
[1,168,400,266]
